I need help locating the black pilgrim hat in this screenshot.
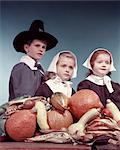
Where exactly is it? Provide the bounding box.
[13,20,58,53]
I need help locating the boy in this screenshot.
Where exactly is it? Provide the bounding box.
[9,20,58,100]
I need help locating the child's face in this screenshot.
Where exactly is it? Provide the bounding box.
[24,39,47,61]
[92,53,111,77]
[56,56,75,81]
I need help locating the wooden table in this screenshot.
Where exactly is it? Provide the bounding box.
[0,142,120,150]
[0,142,91,150]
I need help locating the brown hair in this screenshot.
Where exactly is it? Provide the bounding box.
[43,71,57,82]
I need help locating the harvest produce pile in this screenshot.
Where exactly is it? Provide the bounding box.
[1,90,120,146]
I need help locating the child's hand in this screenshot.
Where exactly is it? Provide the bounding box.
[5,105,18,116]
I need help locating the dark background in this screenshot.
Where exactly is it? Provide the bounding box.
[0,1,120,104]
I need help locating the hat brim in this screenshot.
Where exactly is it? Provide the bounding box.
[13,31,58,53]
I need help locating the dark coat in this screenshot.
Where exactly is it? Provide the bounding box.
[9,62,44,101]
[35,82,75,98]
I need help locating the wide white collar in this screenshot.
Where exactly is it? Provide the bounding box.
[20,55,37,70]
[86,74,114,93]
[45,76,73,97]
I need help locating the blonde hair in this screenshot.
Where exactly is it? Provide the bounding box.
[57,51,76,66]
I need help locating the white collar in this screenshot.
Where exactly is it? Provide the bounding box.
[20,55,38,70]
[86,74,114,93]
[50,76,72,85]
[45,76,73,97]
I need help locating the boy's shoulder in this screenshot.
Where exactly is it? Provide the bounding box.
[11,62,30,75]
[12,62,28,71]
[13,62,26,68]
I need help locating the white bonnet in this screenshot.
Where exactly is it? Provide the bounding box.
[83,48,116,72]
[47,50,77,78]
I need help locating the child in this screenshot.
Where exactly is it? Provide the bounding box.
[9,20,58,101]
[35,51,77,98]
[77,48,120,109]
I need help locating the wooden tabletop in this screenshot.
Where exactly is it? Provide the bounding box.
[0,142,91,150]
[0,142,120,150]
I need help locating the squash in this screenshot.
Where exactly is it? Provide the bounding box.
[106,99,120,122]
[5,110,36,141]
[50,92,69,111]
[47,110,73,130]
[69,89,103,119]
[35,101,49,130]
[68,108,100,136]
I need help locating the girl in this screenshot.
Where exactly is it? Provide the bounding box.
[9,20,58,100]
[77,48,120,109]
[35,51,77,98]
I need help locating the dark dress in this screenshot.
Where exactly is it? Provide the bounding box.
[35,82,75,98]
[77,80,120,109]
[9,62,44,101]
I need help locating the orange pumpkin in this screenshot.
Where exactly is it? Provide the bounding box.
[5,110,36,141]
[69,89,103,119]
[47,110,73,130]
